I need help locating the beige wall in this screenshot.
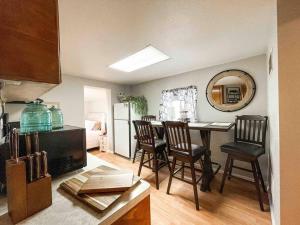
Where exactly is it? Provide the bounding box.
[278,0,300,224]
[131,55,269,180]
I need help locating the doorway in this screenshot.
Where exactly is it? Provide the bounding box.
[83,86,112,151]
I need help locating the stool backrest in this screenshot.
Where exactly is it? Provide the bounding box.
[133,120,155,149]
[163,121,192,157]
[235,115,268,147]
[141,115,156,122]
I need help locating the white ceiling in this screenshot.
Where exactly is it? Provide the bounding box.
[58,0,274,85]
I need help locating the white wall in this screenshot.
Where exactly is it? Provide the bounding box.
[6,74,130,151]
[84,86,108,120]
[131,54,269,179]
[84,101,108,119]
[84,101,106,118]
[267,2,280,224]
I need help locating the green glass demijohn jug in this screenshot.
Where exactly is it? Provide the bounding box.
[20,99,52,133]
[49,105,64,129]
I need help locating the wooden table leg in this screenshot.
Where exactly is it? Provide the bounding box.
[200,130,214,192]
[155,127,165,140]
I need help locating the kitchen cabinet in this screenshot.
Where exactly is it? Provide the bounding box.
[0,0,61,102]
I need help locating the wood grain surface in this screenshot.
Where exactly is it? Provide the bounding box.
[60,165,140,211]
[92,151,272,225]
[0,0,60,84]
[79,171,134,194]
[112,195,151,225]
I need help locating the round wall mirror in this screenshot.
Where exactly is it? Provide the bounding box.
[206,70,256,112]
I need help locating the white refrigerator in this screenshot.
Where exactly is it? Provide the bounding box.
[113,103,140,158]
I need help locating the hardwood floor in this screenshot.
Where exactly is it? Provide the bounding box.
[91,150,271,225]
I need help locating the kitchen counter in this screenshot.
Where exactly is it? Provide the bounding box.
[0,154,151,225]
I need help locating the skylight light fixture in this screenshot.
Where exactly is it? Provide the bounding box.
[109,45,170,72]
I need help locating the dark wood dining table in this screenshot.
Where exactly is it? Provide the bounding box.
[151,121,235,192]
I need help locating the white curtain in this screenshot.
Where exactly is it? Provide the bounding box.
[159,86,198,121]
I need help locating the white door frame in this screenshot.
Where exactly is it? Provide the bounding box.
[83,86,112,151]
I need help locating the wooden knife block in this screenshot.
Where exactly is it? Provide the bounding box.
[6,159,52,224]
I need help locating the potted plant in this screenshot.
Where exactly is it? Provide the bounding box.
[118,93,148,115]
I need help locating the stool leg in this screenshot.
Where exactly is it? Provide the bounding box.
[220,155,231,193]
[251,161,264,211]
[190,162,199,210]
[181,161,185,179]
[163,150,172,173]
[255,160,267,193]
[167,157,176,194]
[228,158,234,180]
[132,144,139,163]
[154,153,159,190]
[199,158,204,171]
[138,149,145,176]
[148,153,152,169]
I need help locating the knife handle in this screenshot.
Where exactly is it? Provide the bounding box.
[41,151,48,177]
[27,155,34,182]
[15,132,19,162]
[25,133,32,156]
[33,132,40,153]
[9,129,14,159]
[12,129,19,162]
[35,152,41,179]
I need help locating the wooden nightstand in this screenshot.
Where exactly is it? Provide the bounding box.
[99,135,108,151]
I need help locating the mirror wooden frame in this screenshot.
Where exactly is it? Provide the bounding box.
[206,69,256,112]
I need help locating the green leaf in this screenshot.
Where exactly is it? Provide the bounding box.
[119,95,148,115]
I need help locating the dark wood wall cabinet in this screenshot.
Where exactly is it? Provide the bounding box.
[0,0,61,102]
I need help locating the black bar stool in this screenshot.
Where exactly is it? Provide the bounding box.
[219,115,268,211]
[133,120,170,189]
[163,121,205,210]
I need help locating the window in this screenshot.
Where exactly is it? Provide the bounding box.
[166,99,184,121]
[159,86,198,121]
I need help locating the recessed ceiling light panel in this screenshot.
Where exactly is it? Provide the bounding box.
[109,45,170,72]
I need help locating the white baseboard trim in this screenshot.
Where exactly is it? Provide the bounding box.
[218,167,276,224]
[270,201,276,225]
[268,173,277,225]
[217,168,269,187]
[217,169,254,182]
